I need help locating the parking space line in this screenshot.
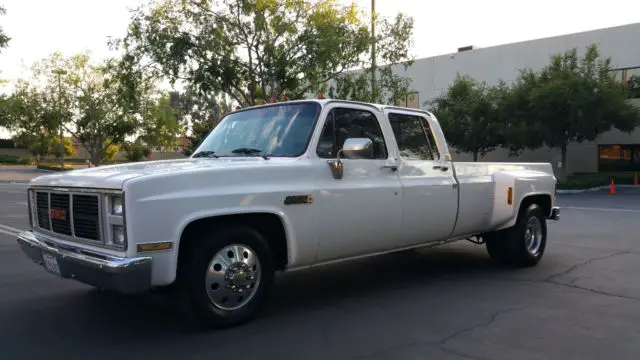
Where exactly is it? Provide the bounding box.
[0,227,17,237]
[563,206,640,213]
[0,224,23,234]
[0,190,26,194]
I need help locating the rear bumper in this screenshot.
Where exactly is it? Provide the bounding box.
[549,206,560,221]
[17,230,152,294]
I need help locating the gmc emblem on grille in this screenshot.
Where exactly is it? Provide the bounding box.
[50,208,67,221]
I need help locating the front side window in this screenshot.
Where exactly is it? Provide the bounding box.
[316,107,388,159]
[388,113,440,160]
[193,102,320,158]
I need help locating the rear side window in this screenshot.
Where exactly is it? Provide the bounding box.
[388,113,440,160]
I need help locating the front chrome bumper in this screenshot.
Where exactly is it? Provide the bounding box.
[17,231,152,294]
[549,206,560,221]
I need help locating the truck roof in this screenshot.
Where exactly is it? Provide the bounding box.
[233,98,435,118]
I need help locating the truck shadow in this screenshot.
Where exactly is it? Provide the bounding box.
[0,243,536,358]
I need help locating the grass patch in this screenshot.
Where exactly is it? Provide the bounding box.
[558,171,637,190]
[37,164,74,172]
[0,154,34,165]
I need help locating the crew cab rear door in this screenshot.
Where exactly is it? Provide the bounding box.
[383,108,458,246]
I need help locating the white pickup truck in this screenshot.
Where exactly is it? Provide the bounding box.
[17,98,559,328]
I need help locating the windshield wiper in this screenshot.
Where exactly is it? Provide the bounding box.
[192,151,219,158]
[230,148,270,159]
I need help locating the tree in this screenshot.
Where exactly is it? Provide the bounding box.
[24,52,156,166]
[102,144,120,163]
[49,137,76,158]
[427,74,505,162]
[0,6,9,52]
[327,13,415,105]
[176,87,234,156]
[115,0,386,105]
[139,92,184,159]
[123,141,151,162]
[3,81,59,161]
[510,44,640,180]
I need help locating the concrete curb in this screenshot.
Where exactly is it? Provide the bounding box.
[557,184,637,194]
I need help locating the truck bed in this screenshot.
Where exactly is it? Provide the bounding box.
[450,162,556,238]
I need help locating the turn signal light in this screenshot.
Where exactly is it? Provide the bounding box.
[234,106,242,111]
[316,93,325,99]
[280,96,289,102]
[269,96,277,103]
[507,187,513,205]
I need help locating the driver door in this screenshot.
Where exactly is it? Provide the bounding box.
[311,103,403,262]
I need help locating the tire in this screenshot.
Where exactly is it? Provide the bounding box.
[485,203,547,267]
[177,225,275,330]
[484,230,509,264]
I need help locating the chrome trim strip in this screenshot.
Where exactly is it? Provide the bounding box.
[29,186,123,195]
[17,230,152,293]
[18,231,149,269]
[47,192,52,231]
[69,193,75,237]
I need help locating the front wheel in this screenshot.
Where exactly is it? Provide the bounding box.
[485,203,547,267]
[177,225,275,329]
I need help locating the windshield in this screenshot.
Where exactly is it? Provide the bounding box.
[192,102,321,158]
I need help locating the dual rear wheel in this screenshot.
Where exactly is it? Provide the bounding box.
[484,203,548,267]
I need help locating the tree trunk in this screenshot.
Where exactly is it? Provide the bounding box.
[473,151,478,162]
[559,142,568,182]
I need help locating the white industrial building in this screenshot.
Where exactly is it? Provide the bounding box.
[394,22,640,175]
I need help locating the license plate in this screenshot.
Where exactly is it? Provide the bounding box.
[42,253,61,276]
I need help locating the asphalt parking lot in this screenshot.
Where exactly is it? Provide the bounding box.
[0,179,639,360]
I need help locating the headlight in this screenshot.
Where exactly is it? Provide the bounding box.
[112,225,126,246]
[111,195,123,216]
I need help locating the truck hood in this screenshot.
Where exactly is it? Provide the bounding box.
[29,158,297,189]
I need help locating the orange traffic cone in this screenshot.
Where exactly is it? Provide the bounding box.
[634,172,638,186]
[609,177,616,195]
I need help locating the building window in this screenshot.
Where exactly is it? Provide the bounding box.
[613,67,640,99]
[598,145,640,172]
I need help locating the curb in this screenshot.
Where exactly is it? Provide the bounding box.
[557,184,637,194]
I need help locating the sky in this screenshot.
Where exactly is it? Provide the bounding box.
[0,0,639,136]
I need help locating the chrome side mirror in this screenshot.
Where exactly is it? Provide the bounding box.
[342,138,374,159]
[327,138,373,180]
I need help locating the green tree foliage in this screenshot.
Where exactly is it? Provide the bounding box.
[115,0,378,105]
[427,74,504,162]
[0,6,9,52]
[49,137,76,158]
[19,52,156,166]
[123,141,152,162]
[139,92,184,159]
[175,87,234,156]
[4,81,60,159]
[327,13,415,105]
[510,44,640,179]
[102,144,120,163]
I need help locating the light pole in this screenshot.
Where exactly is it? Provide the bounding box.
[52,69,67,169]
[371,0,376,100]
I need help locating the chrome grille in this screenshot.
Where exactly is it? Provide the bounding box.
[34,190,101,242]
[50,193,72,235]
[72,195,100,240]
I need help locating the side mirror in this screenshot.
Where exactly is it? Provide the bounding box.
[342,138,374,159]
[327,137,373,180]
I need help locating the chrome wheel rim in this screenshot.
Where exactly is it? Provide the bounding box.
[205,244,261,311]
[524,216,543,255]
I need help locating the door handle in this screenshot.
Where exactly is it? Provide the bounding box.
[380,165,399,172]
[433,164,449,171]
